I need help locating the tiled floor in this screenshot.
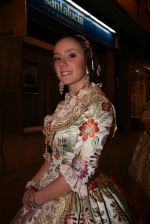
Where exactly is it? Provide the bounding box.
[0,130,142,224]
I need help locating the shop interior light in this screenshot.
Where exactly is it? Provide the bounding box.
[65,0,116,33]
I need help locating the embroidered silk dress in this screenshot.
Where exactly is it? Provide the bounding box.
[12,83,133,224]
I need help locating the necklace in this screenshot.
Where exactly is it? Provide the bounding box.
[75,85,86,96]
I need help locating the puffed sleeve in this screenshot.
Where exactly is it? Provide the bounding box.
[60,101,116,198]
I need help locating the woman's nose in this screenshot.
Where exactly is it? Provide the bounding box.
[59,58,67,67]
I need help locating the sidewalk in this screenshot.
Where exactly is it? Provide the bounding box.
[0,130,142,224]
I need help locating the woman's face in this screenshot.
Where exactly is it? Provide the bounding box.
[53,37,86,88]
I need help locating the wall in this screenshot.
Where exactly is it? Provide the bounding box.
[0,38,23,137]
[117,0,150,33]
[139,0,150,33]
[2,133,45,174]
[99,51,115,104]
[0,37,47,176]
[117,0,138,20]
[115,55,130,133]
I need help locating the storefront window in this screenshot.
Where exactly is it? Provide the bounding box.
[131,64,148,118]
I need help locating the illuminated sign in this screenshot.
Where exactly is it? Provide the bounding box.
[45,0,83,24]
[26,0,115,48]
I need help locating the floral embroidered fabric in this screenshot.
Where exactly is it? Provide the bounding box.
[11,83,133,224]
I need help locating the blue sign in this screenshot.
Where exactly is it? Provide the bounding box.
[26,0,115,49]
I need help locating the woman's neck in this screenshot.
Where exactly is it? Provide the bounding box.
[69,84,87,98]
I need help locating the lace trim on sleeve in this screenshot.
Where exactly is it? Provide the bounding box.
[60,164,87,198]
[44,115,53,126]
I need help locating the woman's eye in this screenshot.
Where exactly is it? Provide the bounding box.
[54,57,60,62]
[69,53,76,58]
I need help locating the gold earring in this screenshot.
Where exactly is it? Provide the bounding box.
[59,81,64,95]
[86,67,90,75]
[85,67,90,87]
[97,65,101,76]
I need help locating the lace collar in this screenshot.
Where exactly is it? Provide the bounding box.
[44,83,102,127]
[43,82,115,147]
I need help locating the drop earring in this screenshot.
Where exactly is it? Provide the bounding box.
[97,64,101,76]
[85,67,90,87]
[59,81,64,95]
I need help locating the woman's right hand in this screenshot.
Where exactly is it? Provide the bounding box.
[22,186,36,210]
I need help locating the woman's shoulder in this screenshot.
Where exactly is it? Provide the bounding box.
[91,84,114,107]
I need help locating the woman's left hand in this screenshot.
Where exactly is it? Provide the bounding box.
[22,186,36,210]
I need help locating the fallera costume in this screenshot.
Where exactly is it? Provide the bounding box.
[127,101,150,220]
[12,83,134,224]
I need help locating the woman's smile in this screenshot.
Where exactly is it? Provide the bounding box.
[61,71,72,76]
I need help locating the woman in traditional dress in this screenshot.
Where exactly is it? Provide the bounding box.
[12,34,141,224]
[126,100,150,220]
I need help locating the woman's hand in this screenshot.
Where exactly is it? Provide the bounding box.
[22,186,36,210]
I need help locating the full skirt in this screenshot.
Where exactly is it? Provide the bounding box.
[11,171,141,224]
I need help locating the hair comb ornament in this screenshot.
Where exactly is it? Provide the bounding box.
[76,34,94,71]
[76,34,101,76]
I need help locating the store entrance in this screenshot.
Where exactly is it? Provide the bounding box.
[130,64,150,130]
